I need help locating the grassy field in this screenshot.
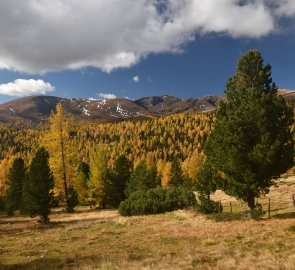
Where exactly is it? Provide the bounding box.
[0,177,295,270]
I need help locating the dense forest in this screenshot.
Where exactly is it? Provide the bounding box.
[0,110,212,209]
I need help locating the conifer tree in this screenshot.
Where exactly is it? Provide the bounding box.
[45,103,77,212]
[109,155,132,207]
[5,158,25,215]
[125,161,157,197]
[204,50,294,216]
[169,159,184,187]
[89,145,109,208]
[74,162,90,204]
[67,185,79,212]
[22,147,53,224]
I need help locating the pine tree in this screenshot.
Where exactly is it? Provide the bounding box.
[22,147,53,224]
[125,161,157,197]
[67,185,79,212]
[204,50,294,216]
[169,159,184,187]
[74,162,90,204]
[5,158,25,215]
[109,155,132,207]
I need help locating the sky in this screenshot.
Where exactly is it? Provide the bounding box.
[0,0,295,103]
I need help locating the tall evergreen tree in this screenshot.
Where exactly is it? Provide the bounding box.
[204,50,294,216]
[5,158,25,215]
[125,161,157,197]
[22,147,54,224]
[109,155,132,207]
[169,159,184,187]
[74,161,90,204]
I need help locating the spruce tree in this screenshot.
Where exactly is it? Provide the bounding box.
[5,158,25,215]
[22,147,54,224]
[204,50,294,216]
[74,162,90,204]
[109,155,132,207]
[125,161,157,197]
[169,159,184,187]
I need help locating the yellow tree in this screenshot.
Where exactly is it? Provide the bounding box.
[89,145,109,208]
[44,103,78,211]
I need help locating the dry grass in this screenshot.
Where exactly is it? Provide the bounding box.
[0,177,295,270]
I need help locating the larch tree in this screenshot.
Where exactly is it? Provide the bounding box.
[89,145,110,208]
[22,147,53,224]
[44,103,77,212]
[204,50,294,216]
[5,158,25,215]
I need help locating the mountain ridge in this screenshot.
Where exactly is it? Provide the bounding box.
[0,89,293,123]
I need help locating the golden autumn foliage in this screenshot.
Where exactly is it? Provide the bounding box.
[0,112,215,194]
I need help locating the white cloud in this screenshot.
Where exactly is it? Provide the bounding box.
[133,76,140,83]
[98,93,117,99]
[0,1,293,73]
[276,0,295,16]
[0,79,55,97]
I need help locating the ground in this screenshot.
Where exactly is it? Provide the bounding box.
[0,177,294,270]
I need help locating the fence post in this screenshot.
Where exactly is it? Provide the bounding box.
[230,201,232,214]
[268,198,271,219]
[293,195,295,209]
[239,200,243,217]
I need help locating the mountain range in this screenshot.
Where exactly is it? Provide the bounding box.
[0,89,294,123]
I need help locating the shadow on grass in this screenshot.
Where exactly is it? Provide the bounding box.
[0,211,117,235]
[0,254,110,270]
[272,212,295,219]
[206,212,244,222]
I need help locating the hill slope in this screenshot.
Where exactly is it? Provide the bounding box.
[0,89,293,123]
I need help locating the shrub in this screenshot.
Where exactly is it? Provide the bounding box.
[196,194,221,214]
[119,187,196,216]
[0,197,5,213]
[67,186,79,213]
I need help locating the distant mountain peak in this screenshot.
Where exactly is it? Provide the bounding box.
[0,89,293,123]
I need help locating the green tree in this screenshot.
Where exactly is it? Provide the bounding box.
[5,158,25,215]
[22,147,54,224]
[204,50,294,216]
[109,155,132,207]
[125,161,157,197]
[67,185,79,212]
[169,159,184,187]
[74,162,90,204]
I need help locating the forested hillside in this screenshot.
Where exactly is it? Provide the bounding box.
[0,112,213,198]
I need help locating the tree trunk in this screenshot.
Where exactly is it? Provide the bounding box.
[59,115,69,211]
[247,195,255,218]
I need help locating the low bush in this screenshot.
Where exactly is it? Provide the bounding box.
[196,194,221,214]
[119,187,196,216]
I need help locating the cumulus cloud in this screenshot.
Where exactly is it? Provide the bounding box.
[0,1,293,73]
[0,79,55,96]
[275,0,295,16]
[98,93,117,99]
[133,76,140,83]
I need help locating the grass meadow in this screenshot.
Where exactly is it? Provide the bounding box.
[0,177,294,270]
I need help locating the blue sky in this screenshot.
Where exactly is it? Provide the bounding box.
[0,1,294,103]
